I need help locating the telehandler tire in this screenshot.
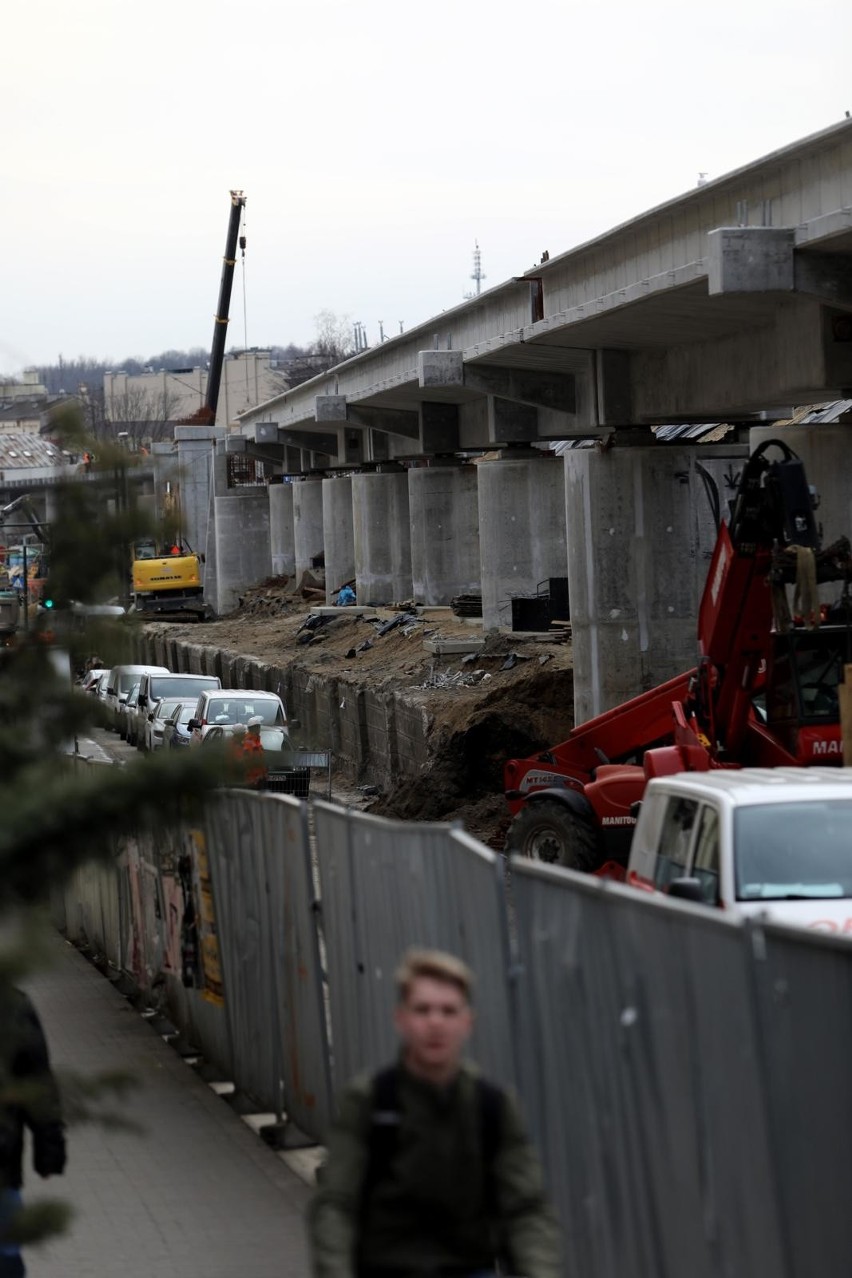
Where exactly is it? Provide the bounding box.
[506,800,600,872]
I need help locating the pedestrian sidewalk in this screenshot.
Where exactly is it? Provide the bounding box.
[24,935,313,1278]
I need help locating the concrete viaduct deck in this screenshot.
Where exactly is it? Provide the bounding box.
[235,117,852,467]
[169,120,852,720]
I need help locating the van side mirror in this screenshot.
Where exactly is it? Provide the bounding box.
[289,717,301,730]
[629,800,642,819]
[668,876,704,903]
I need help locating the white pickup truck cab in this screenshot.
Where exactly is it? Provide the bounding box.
[627,767,852,935]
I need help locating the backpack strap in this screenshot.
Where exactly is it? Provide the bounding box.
[361,1065,401,1213]
[477,1078,503,1213]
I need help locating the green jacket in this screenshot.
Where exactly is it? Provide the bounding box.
[308,1062,561,1278]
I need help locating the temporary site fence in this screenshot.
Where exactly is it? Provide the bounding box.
[56,781,852,1278]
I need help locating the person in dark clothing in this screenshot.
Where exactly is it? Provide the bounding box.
[0,988,66,1278]
[309,949,560,1278]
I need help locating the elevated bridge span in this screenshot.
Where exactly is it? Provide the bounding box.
[237,118,852,467]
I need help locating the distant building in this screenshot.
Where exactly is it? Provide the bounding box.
[0,370,79,436]
[103,350,285,431]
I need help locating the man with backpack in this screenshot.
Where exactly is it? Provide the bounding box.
[308,948,560,1278]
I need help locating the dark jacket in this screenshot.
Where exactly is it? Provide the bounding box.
[0,988,66,1191]
[309,1061,561,1278]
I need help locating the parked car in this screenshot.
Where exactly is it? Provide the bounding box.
[104,664,169,731]
[627,767,852,934]
[203,723,309,796]
[94,669,112,702]
[143,697,185,751]
[162,703,196,750]
[119,681,142,742]
[77,667,106,693]
[188,689,288,743]
[135,672,221,722]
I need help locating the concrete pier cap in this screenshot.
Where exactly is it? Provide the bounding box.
[565,442,746,724]
[408,462,481,605]
[322,473,356,604]
[268,481,295,578]
[352,466,413,605]
[478,451,567,631]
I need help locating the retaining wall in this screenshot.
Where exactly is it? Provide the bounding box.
[136,632,431,788]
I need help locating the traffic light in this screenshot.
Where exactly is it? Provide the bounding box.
[42,597,54,610]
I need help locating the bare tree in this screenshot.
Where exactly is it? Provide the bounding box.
[313,310,355,363]
[80,384,181,447]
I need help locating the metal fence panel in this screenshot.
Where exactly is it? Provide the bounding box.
[749,919,852,1275]
[511,859,785,1278]
[205,791,279,1111]
[256,794,333,1141]
[313,804,513,1098]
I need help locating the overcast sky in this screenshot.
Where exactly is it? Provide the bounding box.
[3,0,850,376]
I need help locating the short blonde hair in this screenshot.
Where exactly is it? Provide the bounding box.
[395,948,474,1004]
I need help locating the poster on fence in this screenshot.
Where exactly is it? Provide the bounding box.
[185,826,224,1007]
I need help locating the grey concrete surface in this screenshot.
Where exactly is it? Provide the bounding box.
[212,488,272,615]
[408,464,480,605]
[23,936,312,1278]
[564,444,744,723]
[322,475,355,604]
[478,453,568,631]
[292,477,325,584]
[352,469,413,605]
[269,481,296,578]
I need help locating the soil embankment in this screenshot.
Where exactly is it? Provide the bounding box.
[141,583,575,847]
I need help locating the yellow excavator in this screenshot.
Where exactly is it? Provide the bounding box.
[131,538,210,620]
[130,189,246,623]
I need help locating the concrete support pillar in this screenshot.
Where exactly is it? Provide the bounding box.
[269,482,296,578]
[174,425,226,566]
[478,454,567,631]
[352,468,413,604]
[322,475,355,604]
[408,464,480,604]
[292,477,325,584]
[565,444,744,724]
[212,489,272,616]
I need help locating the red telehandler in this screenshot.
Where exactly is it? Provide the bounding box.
[503,439,852,871]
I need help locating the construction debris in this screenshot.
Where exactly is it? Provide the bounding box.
[451,593,483,618]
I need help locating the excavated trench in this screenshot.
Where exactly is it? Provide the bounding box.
[137,610,575,846]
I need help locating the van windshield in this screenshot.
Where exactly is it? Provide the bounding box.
[735,800,852,900]
[150,676,217,700]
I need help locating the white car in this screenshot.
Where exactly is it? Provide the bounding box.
[628,767,852,936]
[187,689,288,743]
[143,697,185,751]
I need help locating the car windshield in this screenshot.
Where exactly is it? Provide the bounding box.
[206,699,283,726]
[735,800,852,900]
[151,676,217,700]
[156,699,183,719]
[117,670,148,693]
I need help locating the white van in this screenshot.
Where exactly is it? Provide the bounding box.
[104,664,169,731]
[627,767,852,935]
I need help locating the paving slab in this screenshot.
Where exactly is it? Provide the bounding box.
[22,936,312,1278]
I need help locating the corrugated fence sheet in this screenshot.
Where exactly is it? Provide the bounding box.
[748,918,852,1274]
[255,794,333,1142]
[205,791,282,1113]
[313,803,514,1096]
[510,859,786,1278]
